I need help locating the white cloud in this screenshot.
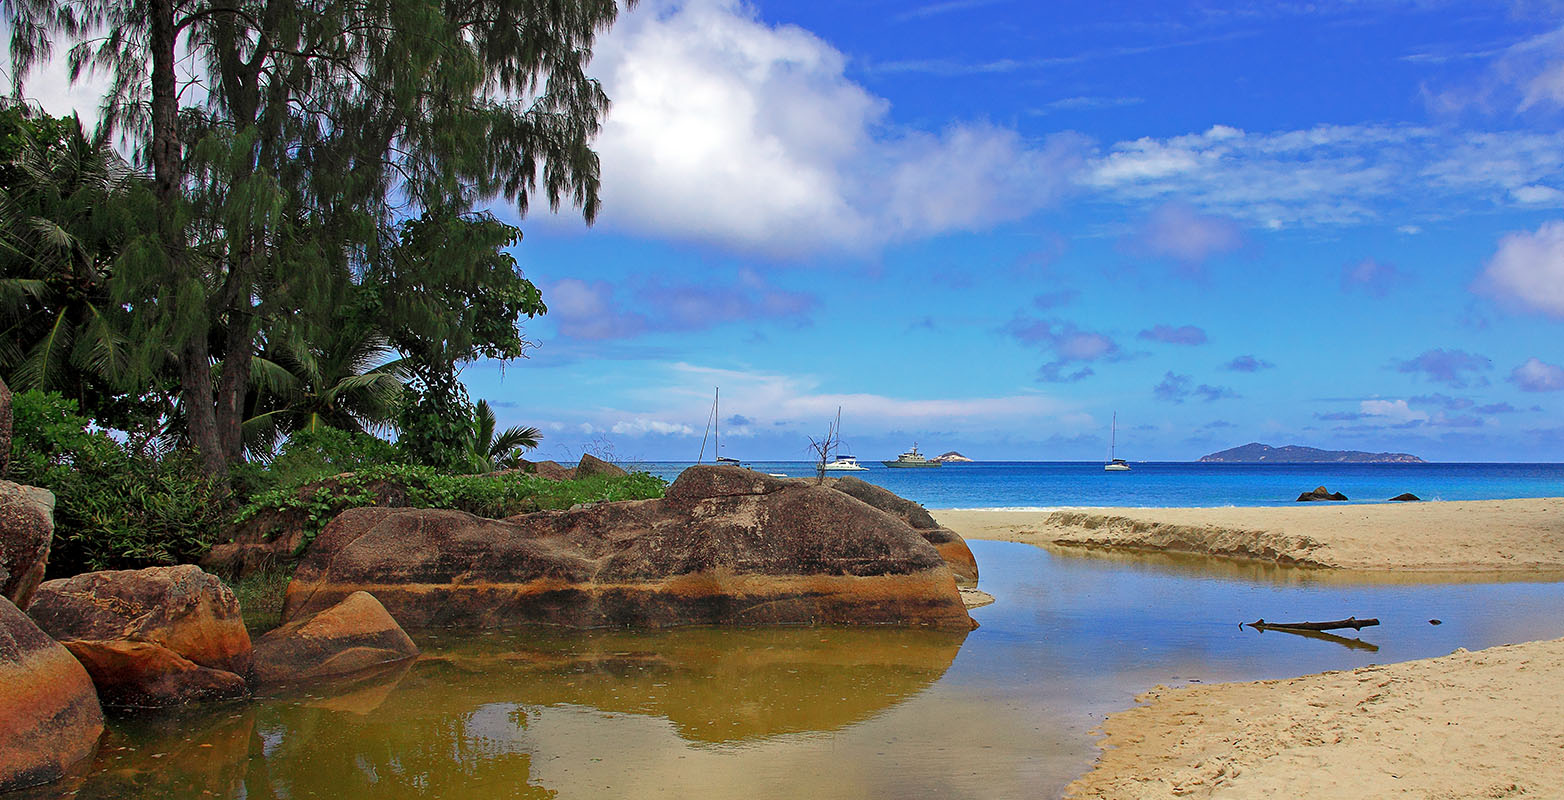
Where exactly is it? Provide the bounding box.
[583,0,1085,255]
[1511,184,1564,204]
[1088,123,1564,229]
[1360,399,1428,423]
[610,418,697,436]
[1511,357,1564,392]
[1479,220,1564,317]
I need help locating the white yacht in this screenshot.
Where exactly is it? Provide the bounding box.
[1105,412,1131,471]
[823,454,868,471]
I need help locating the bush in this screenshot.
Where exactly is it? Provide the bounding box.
[8,391,231,575]
[235,427,405,495]
[234,463,667,550]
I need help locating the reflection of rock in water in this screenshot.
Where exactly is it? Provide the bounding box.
[54,705,256,800]
[42,627,966,799]
[417,626,969,742]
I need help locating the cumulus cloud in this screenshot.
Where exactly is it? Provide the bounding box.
[544,270,816,341]
[585,0,1087,255]
[1223,355,1275,372]
[610,418,696,436]
[1341,258,1410,298]
[1392,348,1493,388]
[1511,357,1564,391]
[1005,316,1128,382]
[1410,393,1475,411]
[1137,324,1207,345]
[1478,220,1564,317]
[1127,203,1244,271]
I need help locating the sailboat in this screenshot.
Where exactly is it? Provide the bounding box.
[1104,412,1131,471]
[698,388,744,466]
[822,407,867,471]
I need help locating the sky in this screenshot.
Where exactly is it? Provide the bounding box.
[18,0,1564,462]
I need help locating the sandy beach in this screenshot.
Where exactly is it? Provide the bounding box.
[933,497,1564,573]
[1065,636,1564,798]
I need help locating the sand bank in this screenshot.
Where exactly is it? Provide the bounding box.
[933,498,1564,573]
[1065,636,1564,798]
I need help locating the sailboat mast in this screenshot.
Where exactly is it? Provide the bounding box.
[1110,412,1117,461]
[715,387,720,459]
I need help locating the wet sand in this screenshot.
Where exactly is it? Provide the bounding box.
[1064,636,1564,799]
[933,498,1564,573]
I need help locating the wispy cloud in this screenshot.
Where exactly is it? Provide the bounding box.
[545,269,816,341]
[1137,324,1208,345]
[1153,372,1237,403]
[892,0,1010,23]
[1005,316,1130,383]
[1341,258,1411,298]
[866,31,1256,77]
[1223,355,1275,372]
[1030,96,1145,115]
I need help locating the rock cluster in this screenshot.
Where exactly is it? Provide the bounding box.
[283,465,974,631]
[27,566,254,708]
[1296,486,1348,502]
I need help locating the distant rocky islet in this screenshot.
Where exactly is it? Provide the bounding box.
[1200,442,1424,464]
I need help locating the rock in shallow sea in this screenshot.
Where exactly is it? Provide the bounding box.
[0,595,103,793]
[1296,485,1348,502]
[27,565,252,708]
[283,465,973,631]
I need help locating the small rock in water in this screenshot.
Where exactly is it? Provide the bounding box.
[1429,619,1442,625]
[1388,493,1422,502]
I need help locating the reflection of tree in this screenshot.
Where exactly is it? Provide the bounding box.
[70,705,258,799]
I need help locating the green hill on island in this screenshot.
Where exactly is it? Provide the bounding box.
[1199,443,1425,463]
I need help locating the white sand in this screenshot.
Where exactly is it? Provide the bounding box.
[1065,636,1564,799]
[934,498,1564,573]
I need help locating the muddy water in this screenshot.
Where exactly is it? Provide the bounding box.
[30,541,1564,800]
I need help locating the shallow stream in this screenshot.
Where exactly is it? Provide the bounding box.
[30,541,1564,799]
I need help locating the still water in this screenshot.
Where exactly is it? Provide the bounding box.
[35,541,1564,800]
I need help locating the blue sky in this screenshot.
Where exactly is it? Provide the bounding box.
[25,0,1564,462]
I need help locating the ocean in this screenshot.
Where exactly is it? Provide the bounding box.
[629,460,1564,509]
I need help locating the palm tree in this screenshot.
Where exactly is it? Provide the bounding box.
[464,399,542,473]
[0,110,139,414]
[243,323,408,459]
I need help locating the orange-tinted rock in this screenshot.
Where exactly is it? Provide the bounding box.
[0,481,54,609]
[525,459,575,481]
[27,566,252,708]
[826,477,979,585]
[253,591,418,688]
[284,465,972,631]
[574,453,627,478]
[0,595,103,793]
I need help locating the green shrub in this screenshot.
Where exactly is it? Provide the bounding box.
[9,391,231,575]
[239,427,405,494]
[234,463,667,550]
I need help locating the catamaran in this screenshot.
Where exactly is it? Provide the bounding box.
[1105,412,1131,471]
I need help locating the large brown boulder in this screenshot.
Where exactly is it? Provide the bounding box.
[575,453,627,478]
[0,481,54,609]
[0,595,103,793]
[827,477,978,585]
[253,591,418,689]
[284,465,972,631]
[28,565,252,708]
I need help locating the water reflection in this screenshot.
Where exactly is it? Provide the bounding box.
[1044,544,1564,586]
[1241,625,1380,652]
[29,540,1564,800]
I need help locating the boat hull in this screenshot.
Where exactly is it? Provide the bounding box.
[1104,464,1131,471]
[882,461,942,468]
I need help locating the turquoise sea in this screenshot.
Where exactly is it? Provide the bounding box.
[630,461,1564,509]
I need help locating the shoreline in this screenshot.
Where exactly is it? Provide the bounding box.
[933,497,1564,573]
[1064,636,1564,799]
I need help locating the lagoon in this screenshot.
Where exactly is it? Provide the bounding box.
[32,540,1564,800]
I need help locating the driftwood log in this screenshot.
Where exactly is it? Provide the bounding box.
[1244,616,1379,632]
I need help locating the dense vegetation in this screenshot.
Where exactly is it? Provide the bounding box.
[0,0,653,578]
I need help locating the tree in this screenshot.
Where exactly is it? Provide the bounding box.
[463,398,541,473]
[0,106,159,429]
[5,0,632,478]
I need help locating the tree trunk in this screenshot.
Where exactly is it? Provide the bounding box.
[215,315,253,462]
[1244,617,1380,632]
[150,0,225,479]
[0,375,12,478]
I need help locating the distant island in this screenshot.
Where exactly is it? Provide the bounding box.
[934,451,974,463]
[1200,443,1425,463]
